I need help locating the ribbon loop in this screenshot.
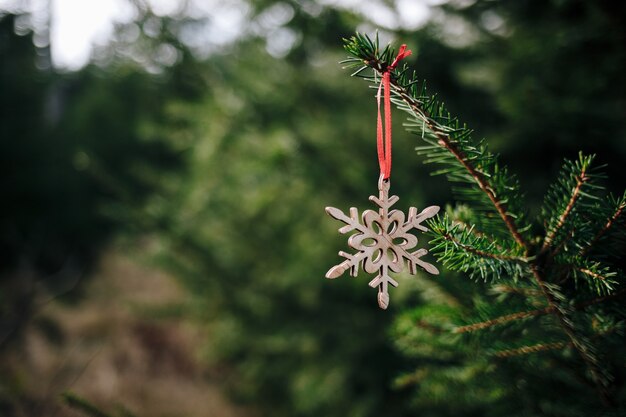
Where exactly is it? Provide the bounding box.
[376,44,412,180]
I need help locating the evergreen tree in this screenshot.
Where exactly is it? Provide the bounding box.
[343,32,625,416]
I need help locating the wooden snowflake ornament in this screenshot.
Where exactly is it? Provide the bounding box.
[326,176,440,309]
[325,43,439,309]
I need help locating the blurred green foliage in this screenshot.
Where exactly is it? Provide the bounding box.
[0,13,185,348]
[1,0,625,416]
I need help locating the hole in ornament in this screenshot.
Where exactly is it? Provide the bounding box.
[373,249,383,263]
[362,238,376,246]
[372,222,383,235]
[393,237,407,245]
[388,221,398,234]
[386,248,398,262]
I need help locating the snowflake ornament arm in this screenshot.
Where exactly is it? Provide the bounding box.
[325,176,440,309]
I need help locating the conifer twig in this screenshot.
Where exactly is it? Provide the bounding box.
[453,287,626,334]
[493,341,566,358]
[440,233,526,263]
[578,268,607,281]
[542,169,588,250]
[432,134,529,250]
[395,85,530,251]
[580,200,625,256]
[453,306,552,333]
[494,325,621,359]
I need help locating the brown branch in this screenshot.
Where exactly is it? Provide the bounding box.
[441,233,526,263]
[542,171,588,250]
[578,268,606,281]
[580,200,625,257]
[493,322,621,359]
[555,262,619,284]
[452,287,626,334]
[494,341,566,358]
[454,306,552,334]
[433,133,529,250]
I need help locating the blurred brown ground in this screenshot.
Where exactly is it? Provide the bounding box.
[1,249,255,417]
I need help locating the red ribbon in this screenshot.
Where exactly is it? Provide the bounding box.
[377,44,412,180]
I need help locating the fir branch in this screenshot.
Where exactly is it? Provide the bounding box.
[541,153,605,253]
[556,259,618,295]
[580,193,626,256]
[493,322,622,359]
[400,93,530,249]
[453,306,552,334]
[543,161,589,250]
[578,268,607,281]
[441,233,523,262]
[493,341,567,358]
[429,215,527,280]
[453,287,626,334]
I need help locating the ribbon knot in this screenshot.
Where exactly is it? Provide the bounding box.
[377,44,412,179]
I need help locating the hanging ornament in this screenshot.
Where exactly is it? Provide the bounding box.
[325,44,440,309]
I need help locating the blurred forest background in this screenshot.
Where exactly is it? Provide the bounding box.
[1,0,625,416]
